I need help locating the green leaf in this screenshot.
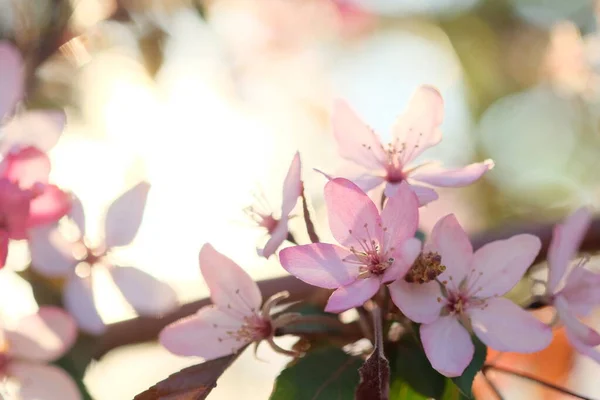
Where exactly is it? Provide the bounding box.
[276,303,341,334]
[414,230,426,242]
[270,348,363,400]
[391,336,446,399]
[451,337,487,399]
[389,378,428,400]
[441,380,467,400]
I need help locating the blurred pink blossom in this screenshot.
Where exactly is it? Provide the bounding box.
[280,178,420,313]
[0,306,80,400]
[330,86,493,205]
[389,214,552,377]
[28,182,177,335]
[545,207,600,362]
[160,244,296,360]
[245,152,302,258]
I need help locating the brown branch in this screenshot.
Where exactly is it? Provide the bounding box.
[94,217,600,359]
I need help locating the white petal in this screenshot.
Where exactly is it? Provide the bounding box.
[104,182,150,248]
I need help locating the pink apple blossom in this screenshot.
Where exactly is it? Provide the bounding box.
[331,86,493,205]
[279,178,421,313]
[160,243,298,360]
[28,183,177,335]
[545,207,600,362]
[389,214,552,377]
[0,306,80,400]
[244,152,302,258]
[0,42,65,154]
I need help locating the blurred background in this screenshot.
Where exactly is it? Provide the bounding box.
[2,0,600,398]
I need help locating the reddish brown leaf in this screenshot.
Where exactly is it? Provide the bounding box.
[355,306,390,400]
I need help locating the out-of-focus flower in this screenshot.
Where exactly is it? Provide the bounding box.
[544,207,600,362]
[280,178,420,313]
[0,41,65,154]
[0,306,80,400]
[28,182,178,335]
[389,214,552,377]
[329,86,492,205]
[245,152,302,259]
[160,243,298,360]
[346,0,481,17]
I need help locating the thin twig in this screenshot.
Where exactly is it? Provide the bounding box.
[300,185,320,243]
[483,365,598,400]
[356,306,374,344]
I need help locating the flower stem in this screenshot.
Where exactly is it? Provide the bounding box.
[300,185,320,243]
[483,365,596,400]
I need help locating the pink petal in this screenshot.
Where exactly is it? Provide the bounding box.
[280,152,302,217]
[556,297,600,347]
[382,237,422,283]
[566,329,600,363]
[558,268,600,316]
[380,181,419,246]
[420,316,473,377]
[547,207,592,293]
[7,362,81,400]
[352,173,386,193]
[468,297,553,353]
[324,178,382,249]
[110,266,178,316]
[409,160,494,187]
[28,224,77,277]
[0,180,32,240]
[63,274,106,335]
[28,185,72,227]
[324,277,380,313]
[393,85,444,165]
[388,280,443,324]
[0,42,23,119]
[200,243,262,314]
[260,216,289,258]
[468,234,541,298]
[0,230,8,269]
[0,146,50,188]
[69,195,86,236]
[279,243,359,289]
[159,305,247,359]
[103,181,150,249]
[332,99,386,170]
[0,110,65,154]
[6,306,77,362]
[407,184,439,206]
[427,214,472,285]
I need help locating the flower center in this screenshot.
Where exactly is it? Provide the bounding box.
[345,223,394,277]
[405,251,446,284]
[226,315,273,343]
[445,292,469,315]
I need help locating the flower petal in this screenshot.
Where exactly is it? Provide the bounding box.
[393,85,444,165]
[260,216,289,259]
[389,280,443,324]
[565,325,600,363]
[381,181,419,246]
[0,146,50,188]
[332,99,386,170]
[28,224,77,277]
[420,316,473,377]
[382,236,421,283]
[281,152,302,217]
[200,243,262,314]
[110,266,178,316]
[409,160,494,187]
[6,306,77,362]
[427,214,472,285]
[352,173,386,193]
[0,42,23,119]
[69,195,86,236]
[279,243,359,289]
[0,230,8,269]
[103,181,150,248]
[547,207,592,293]
[324,178,382,249]
[407,184,439,206]
[63,274,106,335]
[0,110,65,154]
[555,297,600,347]
[0,179,32,240]
[468,297,552,353]
[28,185,72,227]
[159,305,247,359]
[469,234,541,298]
[558,268,600,316]
[324,277,380,313]
[7,362,81,400]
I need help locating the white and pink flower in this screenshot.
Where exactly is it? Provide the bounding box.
[245,152,302,258]
[28,183,177,335]
[160,243,297,360]
[545,207,600,362]
[0,307,80,400]
[389,214,552,377]
[331,85,493,205]
[279,178,421,313]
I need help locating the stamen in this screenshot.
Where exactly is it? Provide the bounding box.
[405,252,446,284]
